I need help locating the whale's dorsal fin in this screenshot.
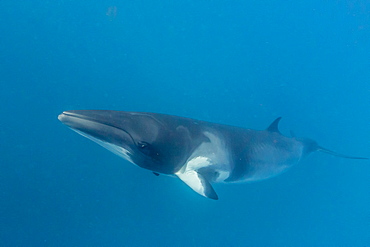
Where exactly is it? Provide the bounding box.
[176,170,218,200]
[267,117,282,134]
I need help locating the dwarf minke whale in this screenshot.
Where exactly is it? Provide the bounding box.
[58,110,367,200]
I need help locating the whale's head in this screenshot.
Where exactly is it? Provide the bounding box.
[58,110,198,174]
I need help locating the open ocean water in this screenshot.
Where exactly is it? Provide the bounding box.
[0,1,369,246]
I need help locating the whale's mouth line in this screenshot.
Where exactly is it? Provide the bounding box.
[58,111,138,149]
[59,111,123,132]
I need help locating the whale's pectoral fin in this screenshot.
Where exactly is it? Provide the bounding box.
[176,170,218,200]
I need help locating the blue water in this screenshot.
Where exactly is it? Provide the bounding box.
[1,1,369,246]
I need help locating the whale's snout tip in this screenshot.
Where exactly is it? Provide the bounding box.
[58,111,68,122]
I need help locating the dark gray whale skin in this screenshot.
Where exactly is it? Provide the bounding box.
[58,110,367,200]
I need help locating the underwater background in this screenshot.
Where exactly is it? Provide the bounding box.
[0,0,369,246]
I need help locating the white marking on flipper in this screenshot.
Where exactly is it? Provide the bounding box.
[175,170,218,200]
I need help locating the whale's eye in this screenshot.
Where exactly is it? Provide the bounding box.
[137,141,154,156]
[138,141,150,149]
[137,141,161,159]
[137,141,159,159]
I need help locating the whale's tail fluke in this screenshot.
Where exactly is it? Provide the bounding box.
[318,146,368,160]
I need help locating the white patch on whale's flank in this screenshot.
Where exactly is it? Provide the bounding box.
[179,131,231,182]
[185,156,211,170]
[72,129,134,164]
